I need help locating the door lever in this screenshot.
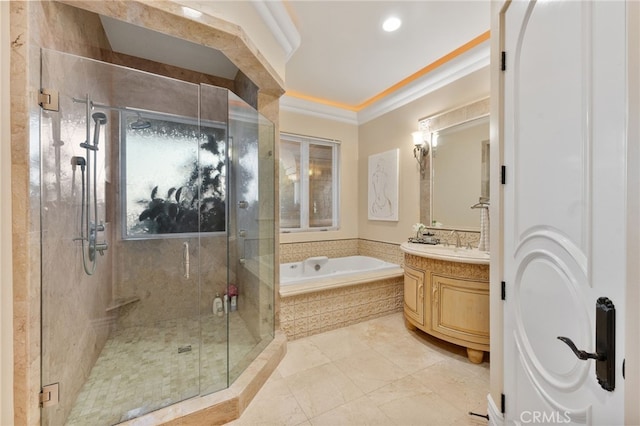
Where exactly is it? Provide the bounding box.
[556,297,615,391]
[557,336,605,361]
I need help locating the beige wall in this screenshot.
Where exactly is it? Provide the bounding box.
[358,67,490,244]
[279,110,359,243]
[0,1,13,423]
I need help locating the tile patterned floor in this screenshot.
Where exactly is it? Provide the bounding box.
[228,312,490,426]
[66,312,260,425]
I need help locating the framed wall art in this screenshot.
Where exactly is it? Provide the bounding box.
[368,148,399,221]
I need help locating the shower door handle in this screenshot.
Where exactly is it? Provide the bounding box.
[183,242,190,279]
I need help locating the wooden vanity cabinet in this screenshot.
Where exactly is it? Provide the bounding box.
[403,253,489,363]
[403,264,425,326]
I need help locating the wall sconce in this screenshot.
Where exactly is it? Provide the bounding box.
[412,131,429,172]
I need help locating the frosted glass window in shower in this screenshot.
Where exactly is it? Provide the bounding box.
[122,112,227,238]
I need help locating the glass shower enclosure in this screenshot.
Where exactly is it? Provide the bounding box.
[39,49,275,425]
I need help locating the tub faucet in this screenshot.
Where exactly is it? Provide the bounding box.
[450,230,462,248]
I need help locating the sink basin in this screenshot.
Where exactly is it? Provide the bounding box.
[400,242,490,264]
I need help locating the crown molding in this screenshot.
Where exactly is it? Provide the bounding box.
[280,95,359,125]
[251,0,301,60]
[283,40,490,125]
[357,42,490,124]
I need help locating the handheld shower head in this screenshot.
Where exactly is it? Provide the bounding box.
[91,112,107,149]
[92,112,107,125]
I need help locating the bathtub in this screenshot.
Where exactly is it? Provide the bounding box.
[279,255,403,296]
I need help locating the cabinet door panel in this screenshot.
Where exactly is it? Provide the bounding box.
[403,265,424,325]
[431,274,489,345]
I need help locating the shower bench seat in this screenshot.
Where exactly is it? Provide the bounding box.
[105,296,140,313]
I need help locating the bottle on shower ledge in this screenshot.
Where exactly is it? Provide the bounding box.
[230,295,237,312]
[213,293,223,317]
[223,294,229,314]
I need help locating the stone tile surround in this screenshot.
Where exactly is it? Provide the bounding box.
[427,228,481,249]
[279,239,406,340]
[280,277,404,340]
[279,239,360,263]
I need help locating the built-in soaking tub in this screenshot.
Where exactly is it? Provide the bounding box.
[280,255,403,295]
[279,256,404,339]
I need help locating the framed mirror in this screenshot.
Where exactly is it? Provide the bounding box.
[419,98,490,231]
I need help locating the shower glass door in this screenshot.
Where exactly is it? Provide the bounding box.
[39,49,219,425]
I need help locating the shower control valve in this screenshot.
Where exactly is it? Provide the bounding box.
[94,242,108,256]
[91,221,105,233]
[89,241,109,261]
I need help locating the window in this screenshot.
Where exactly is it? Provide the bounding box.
[121,110,227,239]
[279,133,340,231]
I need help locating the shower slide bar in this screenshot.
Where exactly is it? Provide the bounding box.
[72,94,109,275]
[71,97,157,276]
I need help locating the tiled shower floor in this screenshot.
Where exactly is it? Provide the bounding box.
[65,312,260,425]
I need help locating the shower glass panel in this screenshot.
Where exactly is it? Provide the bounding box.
[40,48,206,425]
[39,49,274,425]
[226,92,275,384]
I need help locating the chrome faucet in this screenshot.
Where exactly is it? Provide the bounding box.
[449,230,462,248]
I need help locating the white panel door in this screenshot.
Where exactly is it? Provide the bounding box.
[503,1,626,424]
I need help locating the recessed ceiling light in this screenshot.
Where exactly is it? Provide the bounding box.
[382,16,402,32]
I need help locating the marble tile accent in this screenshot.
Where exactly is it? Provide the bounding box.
[13,3,117,424]
[279,238,403,265]
[58,0,285,97]
[279,239,359,263]
[428,228,482,249]
[280,277,403,340]
[357,239,403,265]
[229,312,490,426]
